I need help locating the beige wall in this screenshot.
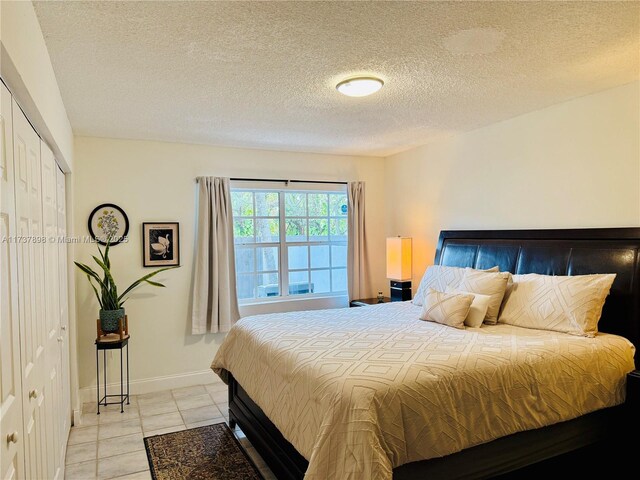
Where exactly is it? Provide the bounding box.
[73,137,386,395]
[385,81,640,288]
[0,0,74,170]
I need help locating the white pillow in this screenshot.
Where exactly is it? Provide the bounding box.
[457,268,510,324]
[420,288,474,329]
[413,265,499,307]
[498,273,615,337]
[445,287,492,328]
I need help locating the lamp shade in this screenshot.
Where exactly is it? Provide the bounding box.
[386,237,412,281]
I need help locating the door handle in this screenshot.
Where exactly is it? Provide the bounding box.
[61,325,67,331]
[29,389,39,399]
[6,432,19,444]
[57,336,63,342]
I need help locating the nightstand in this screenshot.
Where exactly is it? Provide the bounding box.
[350,297,391,307]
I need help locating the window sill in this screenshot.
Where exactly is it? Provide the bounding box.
[238,294,349,317]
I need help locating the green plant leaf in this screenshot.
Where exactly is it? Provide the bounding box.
[74,262,108,290]
[77,244,178,315]
[91,256,121,309]
[118,266,179,302]
[86,274,104,309]
[92,256,117,287]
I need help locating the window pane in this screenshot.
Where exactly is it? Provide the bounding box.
[235,247,255,273]
[288,246,308,270]
[232,191,254,216]
[255,218,279,243]
[234,219,254,244]
[289,271,311,295]
[310,245,330,268]
[286,219,307,242]
[257,273,279,298]
[256,247,279,272]
[285,192,307,216]
[329,218,347,241]
[236,274,255,299]
[331,245,347,268]
[232,187,348,301]
[309,219,328,241]
[256,191,279,216]
[311,270,330,293]
[308,193,328,216]
[331,268,347,292]
[330,193,348,216]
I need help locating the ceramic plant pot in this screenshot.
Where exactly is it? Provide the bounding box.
[99,308,125,334]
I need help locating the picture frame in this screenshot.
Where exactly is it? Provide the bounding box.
[142,222,180,267]
[88,203,129,245]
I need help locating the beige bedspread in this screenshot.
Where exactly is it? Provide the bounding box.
[211,302,635,480]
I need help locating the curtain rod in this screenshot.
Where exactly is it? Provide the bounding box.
[230,177,348,185]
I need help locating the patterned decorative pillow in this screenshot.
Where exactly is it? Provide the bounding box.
[457,268,510,324]
[413,265,498,307]
[498,273,616,337]
[419,288,474,329]
[445,287,492,328]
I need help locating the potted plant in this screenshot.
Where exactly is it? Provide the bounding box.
[75,242,178,334]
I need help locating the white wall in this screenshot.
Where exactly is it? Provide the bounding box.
[73,137,386,396]
[385,81,640,287]
[0,0,73,171]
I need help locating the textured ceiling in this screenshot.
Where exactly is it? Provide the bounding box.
[33,1,640,157]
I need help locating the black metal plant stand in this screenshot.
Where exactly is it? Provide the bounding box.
[95,335,130,414]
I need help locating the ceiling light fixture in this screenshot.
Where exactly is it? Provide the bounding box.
[336,77,384,97]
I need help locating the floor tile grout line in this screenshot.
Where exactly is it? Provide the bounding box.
[72,384,272,479]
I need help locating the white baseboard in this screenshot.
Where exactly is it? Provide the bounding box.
[79,369,221,404]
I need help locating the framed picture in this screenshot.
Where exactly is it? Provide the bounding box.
[142,222,180,267]
[88,203,129,245]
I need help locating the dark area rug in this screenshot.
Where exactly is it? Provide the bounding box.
[144,423,264,480]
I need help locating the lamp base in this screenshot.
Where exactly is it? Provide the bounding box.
[390,280,412,302]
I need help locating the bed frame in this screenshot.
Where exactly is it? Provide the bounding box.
[225,228,640,479]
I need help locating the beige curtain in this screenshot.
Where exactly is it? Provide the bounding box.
[347,181,366,300]
[191,177,240,334]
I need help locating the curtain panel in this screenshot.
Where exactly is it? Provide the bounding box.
[191,177,240,334]
[347,181,367,300]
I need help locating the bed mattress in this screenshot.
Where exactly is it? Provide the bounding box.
[212,301,635,480]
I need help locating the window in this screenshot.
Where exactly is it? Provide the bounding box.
[231,187,348,302]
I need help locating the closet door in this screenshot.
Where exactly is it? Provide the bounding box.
[41,142,62,480]
[1,83,25,480]
[56,166,70,470]
[12,98,48,480]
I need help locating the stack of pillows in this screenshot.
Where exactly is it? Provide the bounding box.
[415,265,615,337]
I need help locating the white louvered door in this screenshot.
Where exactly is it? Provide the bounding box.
[0,80,25,480]
[41,142,63,480]
[12,98,48,480]
[56,165,71,476]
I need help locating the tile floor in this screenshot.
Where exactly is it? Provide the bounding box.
[65,383,277,480]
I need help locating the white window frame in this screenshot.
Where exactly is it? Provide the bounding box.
[231,181,348,305]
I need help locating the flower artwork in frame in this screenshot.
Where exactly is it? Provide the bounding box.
[88,204,129,245]
[143,222,180,267]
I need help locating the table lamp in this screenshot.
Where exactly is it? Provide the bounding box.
[386,237,412,301]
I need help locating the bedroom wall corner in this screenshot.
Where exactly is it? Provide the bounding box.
[384,81,640,290]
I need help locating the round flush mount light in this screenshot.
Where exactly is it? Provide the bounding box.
[336,77,384,97]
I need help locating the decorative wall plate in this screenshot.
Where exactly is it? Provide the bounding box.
[88,204,129,245]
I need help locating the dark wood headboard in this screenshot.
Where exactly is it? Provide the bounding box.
[434,228,640,350]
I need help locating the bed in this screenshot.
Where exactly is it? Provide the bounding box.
[213,228,640,479]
